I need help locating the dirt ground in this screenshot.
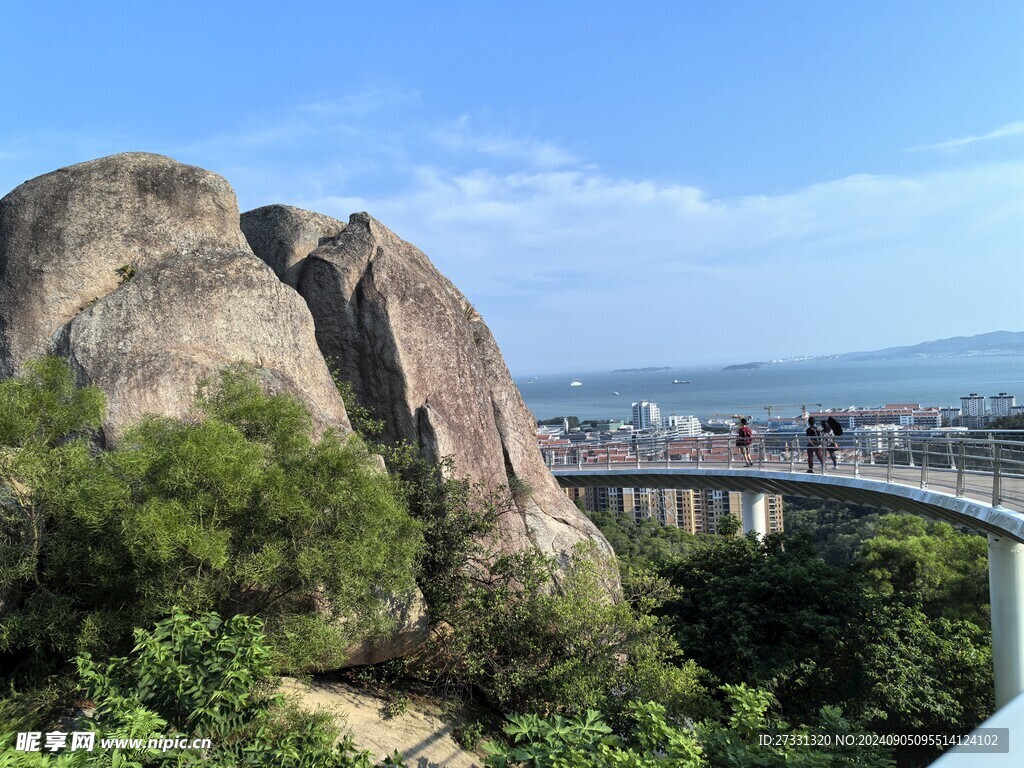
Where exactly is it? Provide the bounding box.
[280,677,483,768]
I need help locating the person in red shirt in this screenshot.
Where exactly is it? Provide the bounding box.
[736,417,754,467]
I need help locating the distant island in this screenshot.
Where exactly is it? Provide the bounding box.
[612,366,673,373]
[840,330,1024,361]
[719,331,1024,370]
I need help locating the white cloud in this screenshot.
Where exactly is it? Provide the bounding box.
[431,115,579,168]
[909,120,1024,152]
[297,155,1023,370]
[6,102,1019,372]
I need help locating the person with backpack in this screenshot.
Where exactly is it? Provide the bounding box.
[822,417,840,469]
[736,417,754,466]
[806,416,824,472]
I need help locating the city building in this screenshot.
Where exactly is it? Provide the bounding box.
[960,393,987,428]
[939,406,962,426]
[961,393,986,417]
[664,414,702,437]
[571,486,783,535]
[990,393,1017,418]
[811,404,941,430]
[631,400,661,431]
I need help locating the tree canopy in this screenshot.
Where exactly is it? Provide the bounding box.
[0,359,423,673]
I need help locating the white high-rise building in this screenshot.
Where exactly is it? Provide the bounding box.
[631,400,661,431]
[961,394,986,418]
[939,407,962,426]
[990,393,1016,418]
[664,414,702,437]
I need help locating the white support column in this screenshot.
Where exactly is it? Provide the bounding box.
[989,534,1024,709]
[741,492,767,536]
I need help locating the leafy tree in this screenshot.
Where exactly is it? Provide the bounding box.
[988,414,1024,431]
[424,545,709,722]
[853,600,992,738]
[854,514,989,625]
[658,533,862,711]
[656,531,993,752]
[782,497,883,567]
[584,510,698,572]
[0,359,423,673]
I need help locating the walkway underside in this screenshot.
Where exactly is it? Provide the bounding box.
[554,467,1024,542]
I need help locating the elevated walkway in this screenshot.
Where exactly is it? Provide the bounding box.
[542,431,1024,708]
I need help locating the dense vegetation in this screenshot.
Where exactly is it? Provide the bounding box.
[582,499,994,767]
[0,359,422,676]
[0,360,998,767]
[988,414,1024,431]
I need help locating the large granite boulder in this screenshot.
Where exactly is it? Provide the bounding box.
[283,212,612,564]
[0,153,248,375]
[0,153,350,439]
[53,250,350,439]
[241,204,346,288]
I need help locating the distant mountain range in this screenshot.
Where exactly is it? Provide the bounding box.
[837,331,1024,361]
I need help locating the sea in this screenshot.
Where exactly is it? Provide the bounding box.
[515,357,1024,422]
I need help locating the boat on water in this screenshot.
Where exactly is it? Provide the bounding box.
[570,379,583,387]
[612,391,620,395]
[673,379,691,384]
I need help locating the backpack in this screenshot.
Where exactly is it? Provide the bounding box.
[826,416,843,436]
[736,426,752,447]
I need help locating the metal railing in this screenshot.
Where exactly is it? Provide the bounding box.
[540,429,1024,511]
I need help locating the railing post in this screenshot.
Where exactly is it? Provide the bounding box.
[854,438,861,478]
[993,441,1003,507]
[789,438,796,473]
[606,445,611,470]
[887,435,894,483]
[728,441,734,468]
[957,442,966,497]
[921,440,930,489]
[758,436,764,470]
[695,437,701,469]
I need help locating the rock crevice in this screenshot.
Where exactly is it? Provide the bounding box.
[249,210,611,562]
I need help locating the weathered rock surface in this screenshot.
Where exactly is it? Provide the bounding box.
[290,212,612,564]
[0,153,248,375]
[342,589,430,668]
[54,250,350,440]
[0,153,350,439]
[281,677,481,767]
[241,204,346,288]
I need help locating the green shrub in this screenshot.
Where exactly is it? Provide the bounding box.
[1,609,403,767]
[0,358,423,673]
[426,544,709,722]
[485,687,895,768]
[484,703,703,768]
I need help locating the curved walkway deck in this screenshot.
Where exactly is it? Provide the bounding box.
[552,461,1024,541]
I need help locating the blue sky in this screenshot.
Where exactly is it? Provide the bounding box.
[2,1,1022,373]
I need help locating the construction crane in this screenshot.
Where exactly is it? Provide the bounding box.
[763,403,822,421]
